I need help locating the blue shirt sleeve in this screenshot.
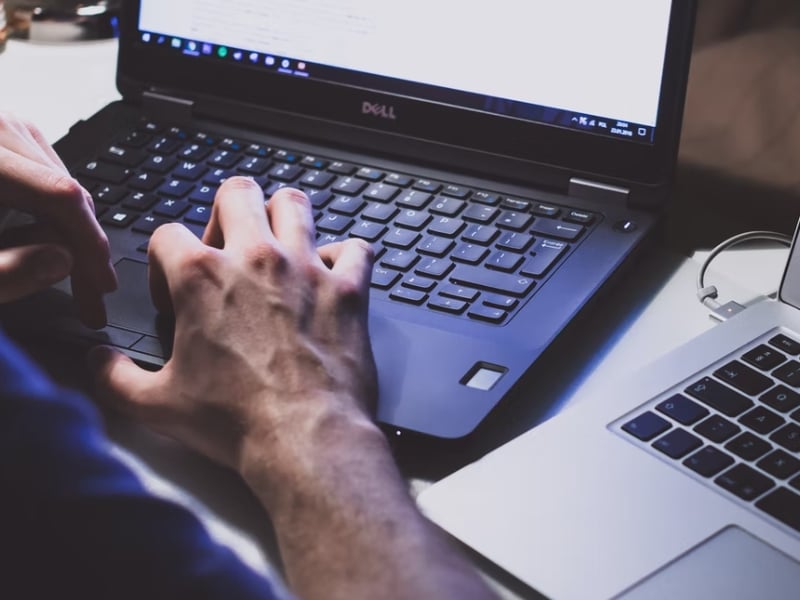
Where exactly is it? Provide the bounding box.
[0,329,289,600]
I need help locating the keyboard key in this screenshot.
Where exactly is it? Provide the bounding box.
[520,239,568,277]
[694,414,741,443]
[715,464,775,501]
[396,209,432,230]
[761,385,800,413]
[653,428,703,459]
[769,334,800,355]
[329,195,366,216]
[381,250,419,271]
[370,267,401,289]
[158,179,194,198]
[362,202,398,223]
[364,183,400,203]
[349,221,387,243]
[532,203,560,217]
[415,258,453,279]
[428,216,465,237]
[531,219,583,241]
[356,167,384,181]
[486,251,524,273]
[79,161,131,184]
[742,344,787,371]
[738,406,785,434]
[462,224,500,245]
[439,284,479,302]
[450,265,536,297]
[467,305,508,324]
[132,215,169,235]
[622,411,671,442]
[683,446,735,477]
[496,211,533,231]
[173,161,208,181]
[428,296,468,315]
[184,205,212,225]
[773,360,800,387]
[396,190,432,209]
[713,360,773,395]
[482,293,518,311]
[656,394,709,425]
[685,377,754,417]
[496,231,534,252]
[724,432,772,461]
[417,235,454,257]
[154,199,190,218]
[756,487,800,532]
[93,185,127,206]
[384,228,421,250]
[317,213,354,235]
[122,192,158,211]
[770,423,800,452]
[757,450,800,480]
[102,145,146,167]
[452,243,490,265]
[402,275,437,293]
[142,154,177,173]
[430,197,466,217]
[333,177,368,196]
[441,184,471,199]
[389,286,427,305]
[565,210,595,225]
[472,191,500,205]
[500,197,531,212]
[413,178,441,193]
[101,210,137,228]
[463,204,500,224]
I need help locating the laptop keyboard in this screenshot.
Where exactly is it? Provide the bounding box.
[616,332,800,536]
[75,118,597,326]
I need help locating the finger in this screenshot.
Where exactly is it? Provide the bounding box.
[0,221,62,248]
[0,113,59,169]
[89,345,164,423]
[265,187,320,262]
[148,222,211,316]
[202,177,274,252]
[23,118,71,173]
[318,238,374,297]
[0,243,73,303]
[0,149,117,297]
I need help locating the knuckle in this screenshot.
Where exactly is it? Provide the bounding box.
[48,173,85,205]
[243,241,287,272]
[178,246,220,282]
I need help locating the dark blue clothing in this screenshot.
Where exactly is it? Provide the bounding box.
[0,330,285,599]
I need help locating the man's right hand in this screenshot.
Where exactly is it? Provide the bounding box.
[0,112,117,327]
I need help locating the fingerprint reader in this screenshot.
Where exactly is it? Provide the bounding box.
[463,364,507,391]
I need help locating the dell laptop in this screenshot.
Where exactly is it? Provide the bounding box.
[6,0,696,440]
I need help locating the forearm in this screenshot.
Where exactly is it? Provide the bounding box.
[240,411,496,600]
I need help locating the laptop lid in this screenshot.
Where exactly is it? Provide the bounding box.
[117,1,696,206]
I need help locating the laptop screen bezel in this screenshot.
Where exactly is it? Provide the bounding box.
[117,0,696,188]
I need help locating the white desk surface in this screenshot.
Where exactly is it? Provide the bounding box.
[1,38,792,599]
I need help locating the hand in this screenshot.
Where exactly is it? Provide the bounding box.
[0,112,117,327]
[90,179,378,476]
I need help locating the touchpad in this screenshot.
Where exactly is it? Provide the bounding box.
[617,527,800,599]
[106,259,159,337]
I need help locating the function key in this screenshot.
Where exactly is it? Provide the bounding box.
[566,210,596,225]
[193,131,217,146]
[167,126,190,140]
[246,144,272,158]
[356,167,385,181]
[500,197,531,212]
[272,149,300,163]
[472,191,500,205]
[301,156,329,169]
[120,130,150,148]
[742,344,786,371]
[329,161,357,175]
[532,203,560,217]
[219,138,244,152]
[413,179,442,193]
[385,172,412,187]
[138,120,163,133]
[770,334,800,355]
[441,184,471,199]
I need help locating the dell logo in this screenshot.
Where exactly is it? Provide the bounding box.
[362,101,397,120]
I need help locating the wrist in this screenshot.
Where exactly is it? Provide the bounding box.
[237,394,393,514]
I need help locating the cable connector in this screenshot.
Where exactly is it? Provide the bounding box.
[709,300,746,322]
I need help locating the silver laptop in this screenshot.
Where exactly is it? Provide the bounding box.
[418,221,800,598]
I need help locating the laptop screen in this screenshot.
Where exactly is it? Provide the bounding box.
[136,0,672,145]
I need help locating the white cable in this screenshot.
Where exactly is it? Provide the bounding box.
[696,230,792,321]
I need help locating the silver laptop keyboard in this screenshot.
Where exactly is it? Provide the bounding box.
[616,332,800,536]
[75,119,598,326]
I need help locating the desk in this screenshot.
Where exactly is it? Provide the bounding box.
[0,38,794,600]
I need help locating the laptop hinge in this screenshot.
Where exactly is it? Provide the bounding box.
[142,91,194,125]
[568,177,630,205]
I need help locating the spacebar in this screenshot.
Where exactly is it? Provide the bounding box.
[450,265,536,297]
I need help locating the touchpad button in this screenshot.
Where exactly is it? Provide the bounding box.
[106,259,159,337]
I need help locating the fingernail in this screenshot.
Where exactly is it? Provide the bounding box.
[33,247,73,285]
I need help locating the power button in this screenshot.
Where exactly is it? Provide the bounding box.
[613,220,638,233]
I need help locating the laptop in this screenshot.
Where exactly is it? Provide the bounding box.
[418,223,800,598]
[3,0,696,440]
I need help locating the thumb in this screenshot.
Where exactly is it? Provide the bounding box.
[88,345,163,423]
[0,243,73,302]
